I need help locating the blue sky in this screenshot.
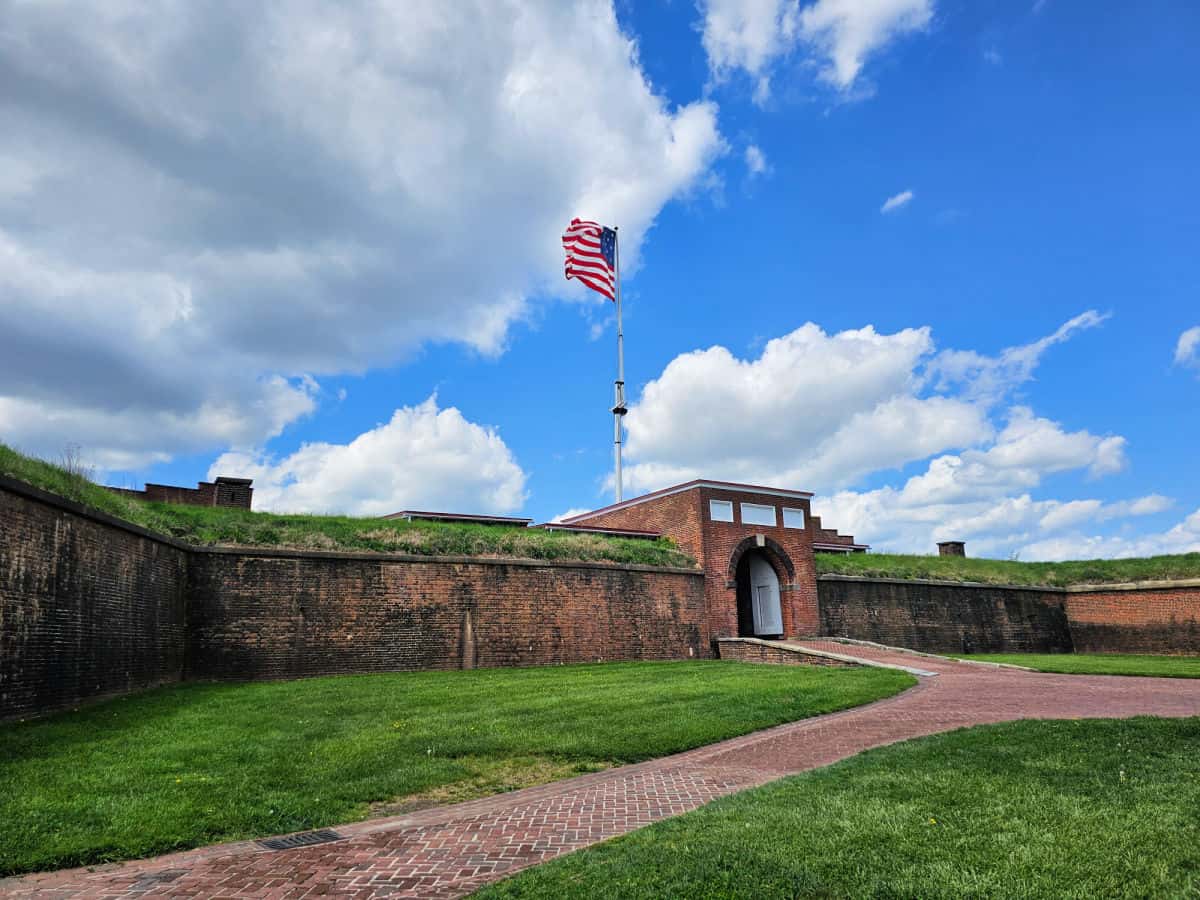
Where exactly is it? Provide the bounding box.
[1,1,1198,558]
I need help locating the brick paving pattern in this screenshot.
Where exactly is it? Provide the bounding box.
[7,645,1199,899]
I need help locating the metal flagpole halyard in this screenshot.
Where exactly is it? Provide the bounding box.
[612,227,626,503]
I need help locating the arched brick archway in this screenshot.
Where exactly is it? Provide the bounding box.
[727,535,796,584]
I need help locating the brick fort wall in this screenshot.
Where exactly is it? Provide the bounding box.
[1,477,189,721]
[817,575,1074,654]
[186,549,706,681]
[1064,584,1200,654]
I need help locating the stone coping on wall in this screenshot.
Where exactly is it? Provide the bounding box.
[0,474,701,576]
[817,572,1200,595]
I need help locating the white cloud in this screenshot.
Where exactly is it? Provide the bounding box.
[819,404,1137,557]
[1019,507,1200,562]
[702,0,802,103]
[745,144,770,176]
[621,321,988,494]
[1174,326,1200,369]
[799,0,934,88]
[700,0,933,97]
[0,1,725,468]
[930,309,1109,404]
[552,508,594,523]
[880,189,914,213]
[613,311,1167,560]
[209,396,526,517]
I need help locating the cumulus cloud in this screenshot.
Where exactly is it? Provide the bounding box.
[700,0,933,98]
[818,406,1134,554]
[880,189,914,213]
[1017,508,1200,561]
[1175,326,1200,369]
[621,321,987,494]
[0,1,725,469]
[209,396,526,517]
[615,311,1160,559]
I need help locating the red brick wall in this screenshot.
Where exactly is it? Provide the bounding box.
[1,477,189,721]
[1065,586,1200,654]
[818,576,1200,656]
[186,550,707,679]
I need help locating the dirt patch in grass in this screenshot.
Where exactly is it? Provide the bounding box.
[370,756,613,817]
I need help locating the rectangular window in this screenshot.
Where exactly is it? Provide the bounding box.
[740,503,777,527]
[709,499,734,522]
[783,507,806,530]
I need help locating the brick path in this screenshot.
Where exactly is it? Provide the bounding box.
[6,645,1199,899]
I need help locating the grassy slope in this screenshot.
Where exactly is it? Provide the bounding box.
[479,718,1200,900]
[0,662,913,875]
[0,444,693,567]
[815,549,1200,587]
[954,653,1200,678]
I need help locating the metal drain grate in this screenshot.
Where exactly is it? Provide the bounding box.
[257,828,344,851]
[130,869,187,891]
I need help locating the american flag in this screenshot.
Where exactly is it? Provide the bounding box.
[562,218,617,301]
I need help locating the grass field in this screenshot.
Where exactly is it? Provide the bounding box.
[954,653,1200,678]
[478,717,1200,900]
[0,661,913,876]
[0,444,693,567]
[815,548,1200,587]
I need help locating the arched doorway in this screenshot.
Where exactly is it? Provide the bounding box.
[735,551,784,638]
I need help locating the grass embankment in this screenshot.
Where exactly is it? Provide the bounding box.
[479,718,1200,900]
[0,661,913,875]
[0,444,692,567]
[815,549,1200,587]
[955,653,1200,678]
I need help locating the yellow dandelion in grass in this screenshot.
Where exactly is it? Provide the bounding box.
[929,818,937,825]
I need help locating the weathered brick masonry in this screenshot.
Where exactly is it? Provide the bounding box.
[817,575,1073,654]
[1,477,189,720]
[0,476,704,721]
[565,482,844,642]
[1064,584,1200,654]
[186,550,705,681]
[4,472,1199,722]
[817,575,1200,656]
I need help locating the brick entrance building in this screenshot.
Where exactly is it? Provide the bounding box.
[561,480,864,644]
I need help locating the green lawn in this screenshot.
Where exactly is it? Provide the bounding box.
[0,443,693,567]
[478,718,1200,900]
[954,653,1200,678]
[0,661,913,876]
[816,549,1200,587]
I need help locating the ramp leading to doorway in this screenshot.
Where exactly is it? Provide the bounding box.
[716,637,938,677]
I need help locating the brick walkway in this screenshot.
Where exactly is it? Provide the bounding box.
[6,645,1199,899]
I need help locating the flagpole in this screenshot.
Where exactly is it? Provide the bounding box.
[612,227,626,503]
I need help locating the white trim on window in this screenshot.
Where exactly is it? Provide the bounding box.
[709,499,734,522]
[740,503,776,527]
[782,507,806,530]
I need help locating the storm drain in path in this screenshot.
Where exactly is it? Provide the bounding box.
[257,829,345,851]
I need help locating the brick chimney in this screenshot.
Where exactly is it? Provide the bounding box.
[214,476,254,509]
[937,541,966,557]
